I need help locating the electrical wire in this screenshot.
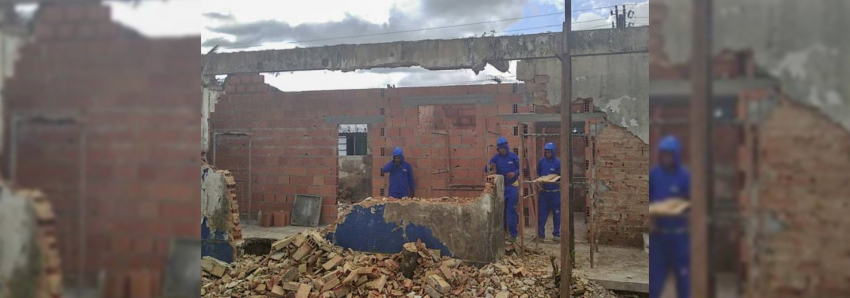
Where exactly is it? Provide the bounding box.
[276,4,642,45]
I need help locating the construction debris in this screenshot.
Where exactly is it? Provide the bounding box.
[202,230,618,298]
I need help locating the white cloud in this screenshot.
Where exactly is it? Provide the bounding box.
[108,0,201,37]
[263,61,518,92]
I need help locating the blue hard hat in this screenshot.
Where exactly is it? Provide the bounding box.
[544,142,556,151]
[497,136,508,145]
[392,147,403,156]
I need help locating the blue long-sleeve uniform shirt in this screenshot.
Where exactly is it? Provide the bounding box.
[649,165,690,229]
[537,157,561,191]
[484,144,520,187]
[382,155,415,198]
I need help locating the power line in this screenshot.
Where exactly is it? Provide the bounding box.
[279,4,636,45]
[283,12,562,44]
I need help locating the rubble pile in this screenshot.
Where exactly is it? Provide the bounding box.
[202,230,618,298]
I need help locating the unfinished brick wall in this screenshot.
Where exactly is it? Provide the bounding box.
[212,81,530,224]
[740,100,850,297]
[371,85,529,200]
[2,3,199,295]
[594,122,649,247]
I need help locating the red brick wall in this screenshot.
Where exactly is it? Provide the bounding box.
[212,82,531,223]
[594,122,650,247]
[372,85,529,200]
[741,100,850,297]
[2,3,199,295]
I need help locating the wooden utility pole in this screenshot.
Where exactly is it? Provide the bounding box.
[559,0,572,297]
[690,0,714,297]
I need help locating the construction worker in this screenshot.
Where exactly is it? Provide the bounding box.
[536,142,561,242]
[381,147,415,198]
[649,136,691,298]
[485,137,520,242]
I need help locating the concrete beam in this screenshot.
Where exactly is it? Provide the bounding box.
[324,115,385,124]
[650,78,780,98]
[202,27,649,75]
[498,112,606,123]
[402,94,495,107]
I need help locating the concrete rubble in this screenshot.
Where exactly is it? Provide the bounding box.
[201,230,618,298]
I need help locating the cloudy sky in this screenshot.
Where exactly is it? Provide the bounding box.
[199,0,648,91]
[17,0,201,37]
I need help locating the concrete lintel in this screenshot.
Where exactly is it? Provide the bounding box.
[324,115,385,124]
[402,94,495,107]
[649,78,780,98]
[201,27,648,75]
[498,112,606,123]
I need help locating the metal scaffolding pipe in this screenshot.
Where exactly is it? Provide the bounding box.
[559,0,573,295]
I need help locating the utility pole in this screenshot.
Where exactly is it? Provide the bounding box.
[559,0,573,297]
[690,0,714,297]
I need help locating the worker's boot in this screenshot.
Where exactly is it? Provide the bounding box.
[552,236,561,243]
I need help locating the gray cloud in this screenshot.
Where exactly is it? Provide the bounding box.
[203,0,528,50]
[203,12,235,21]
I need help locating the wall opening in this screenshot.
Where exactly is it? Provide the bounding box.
[338,124,368,156]
[337,124,372,203]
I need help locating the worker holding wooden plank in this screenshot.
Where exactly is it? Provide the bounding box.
[648,135,691,298]
[485,137,520,242]
[536,142,562,243]
[381,147,415,199]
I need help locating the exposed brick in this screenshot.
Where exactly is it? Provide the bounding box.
[742,100,850,297]
[594,123,649,247]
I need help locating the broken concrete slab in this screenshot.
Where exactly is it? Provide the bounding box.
[326,176,505,264]
[201,164,243,263]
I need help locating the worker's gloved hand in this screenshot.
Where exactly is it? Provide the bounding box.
[488,162,496,173]
[505,172,516,179]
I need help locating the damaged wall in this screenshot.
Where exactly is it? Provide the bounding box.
[652,0,850,131]
[517,50,649,143]
[0,187,39,298]
[594,122,650,248]
[1,3,200,291]
[202,82,222,153]
[201,164,242,263]
[211,76,531,223]
[337,155,371,203]
[329,176,504,263]
[740,99,850,297]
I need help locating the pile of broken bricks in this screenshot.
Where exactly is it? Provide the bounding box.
[202,230,618,298]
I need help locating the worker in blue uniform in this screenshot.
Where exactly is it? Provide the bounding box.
[485,137,521,242]
[381,147,415,199]
[536,142,561,242]
[649,136,691,298]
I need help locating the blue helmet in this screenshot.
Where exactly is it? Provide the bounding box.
[392,147,403,156]
[544,142,556,151]
[658,136,681,165]
[497,136,508,145]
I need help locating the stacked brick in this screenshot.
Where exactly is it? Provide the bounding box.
[223,73,271,94]
[2,3,200,295]
[593,123,650,247]
[28,190,62,298]
[222,171,244,245]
